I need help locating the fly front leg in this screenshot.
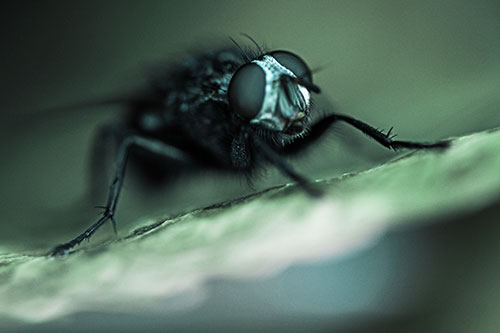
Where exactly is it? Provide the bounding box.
[49,134,193,256]
[253,135,322,197]
[326,113,450,150]
[283,113,449,155]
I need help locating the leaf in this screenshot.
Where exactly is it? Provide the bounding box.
[1,127,500,324]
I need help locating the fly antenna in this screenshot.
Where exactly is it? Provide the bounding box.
[297,65,325,93]
[308,65,326,76]
[291,73,321,94]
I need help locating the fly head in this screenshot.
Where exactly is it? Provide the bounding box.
[228,50,320,139]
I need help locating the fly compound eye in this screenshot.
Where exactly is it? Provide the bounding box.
[228,63,265,120]
[270,51,312,83]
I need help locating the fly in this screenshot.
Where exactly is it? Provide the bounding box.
[49,38,449,256]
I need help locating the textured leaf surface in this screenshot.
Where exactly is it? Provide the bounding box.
[1,128,499,325]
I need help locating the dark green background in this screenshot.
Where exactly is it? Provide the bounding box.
[1,1,500,331]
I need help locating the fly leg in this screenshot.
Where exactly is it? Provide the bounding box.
[253,135,322,197]
[50,134,192,256]
[283,113,449,155]
[326,113,449,150]
[89,123,127,202]
[273,113,448,196]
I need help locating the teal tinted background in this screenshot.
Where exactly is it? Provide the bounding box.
[1,1,500,330]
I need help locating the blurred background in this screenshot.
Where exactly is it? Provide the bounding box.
[1,0,500,331]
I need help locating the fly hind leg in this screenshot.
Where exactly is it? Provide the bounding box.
[49,134,193,256]
[89,123,127,203]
